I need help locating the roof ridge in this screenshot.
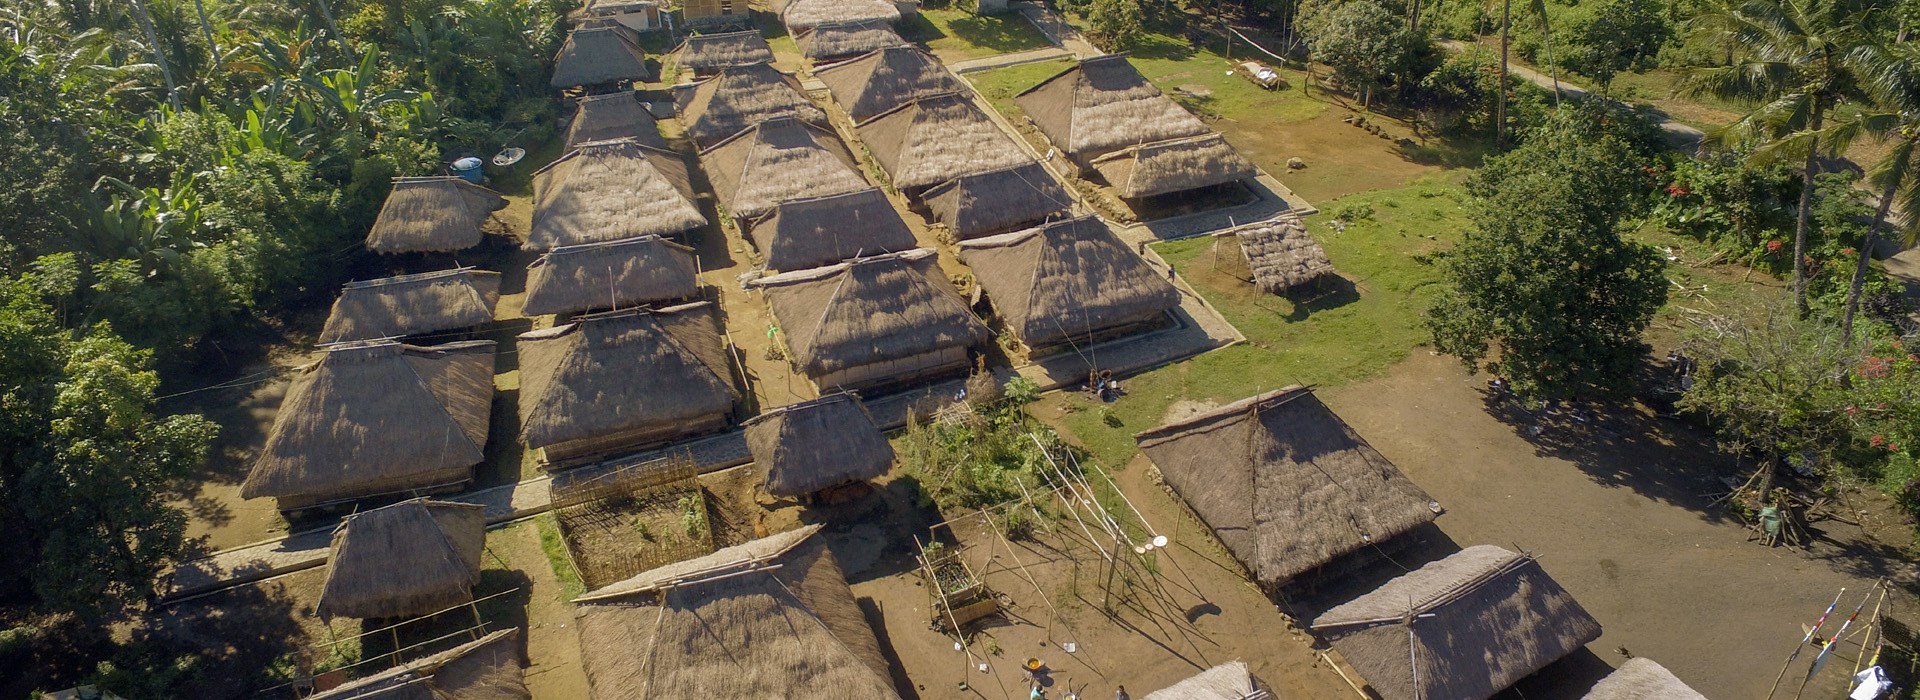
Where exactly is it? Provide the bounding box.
[398,345,490,458]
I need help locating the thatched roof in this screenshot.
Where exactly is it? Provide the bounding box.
[775,0,900,31]
[242,341,495,504]
[1582,659,1706,700]
[1218,216,1333,293]
[1134,387,1436,587]
[815,46,965,122]
[565,92,667,150]
[857,92,1032,193]
[1311,545,1602,700]
[750,248,987,377]
[366,177,507,254]
[958,216,1179,348]
[1143,661,1272,700]
[1090,133,1256,198]
[574,525,899,698]
[921,161,1073,240]
[310,628,527,700]
[551,25,652,89]
[674,62,829,149]
[744,393,895,497]
[700,117,870,220]
[746,188,916,272]
[797,21,909,62]
[1013,54,1212,160]
[673,30,774,76]
[529,139,705,251]
[516,303,738,450]
[320,269,501,345]
[317,499,485,620]
[522,236,700,317]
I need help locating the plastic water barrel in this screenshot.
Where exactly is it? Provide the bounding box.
[451,157,485,183]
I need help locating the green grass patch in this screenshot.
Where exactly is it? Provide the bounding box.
[969,57,1075,118]
[902,7,1054,61]
[534,513,586,600]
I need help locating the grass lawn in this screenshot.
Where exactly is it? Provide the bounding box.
[900,7,1054,61]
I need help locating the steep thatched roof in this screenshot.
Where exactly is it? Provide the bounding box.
[565,92,667,150]
[529,139,705,251]
[674,62,829,149]
[317,499,485,620]
[673,30,775,76]
[366,177,507,254]
[574,525,899,698]
[797,21,909,62]
[750,248,987,377]
[243,341,495,505]
[857,92,1031,193]
[921,161,1073,240]
[551,25,652,89]
[310,629,528,700]
[522,236,700,317]
[815,46,965,122]
[517,303,738,450]
[746,188,915,272]
[701,117,870,220]
[1013,54,1212,159]
[320,269,501,345]
[1582,659,1706,700]
[1134,387,1437,587]
[958,216,1179,348]
[1311,545,1602,700]
[1090,133,1256,198]
[1143,661,1272,700]
[744,393,895,497]
[775,0,900,31]
[1218,216,1333,293]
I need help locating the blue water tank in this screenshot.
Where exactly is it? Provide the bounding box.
[451,157,485,183]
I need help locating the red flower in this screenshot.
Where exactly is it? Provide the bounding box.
[1766,240,1785,253]
[1843,247,1857,257]
[1861,356,1893,379]
[1871,435,1887,447]
[1665,182,1691,197]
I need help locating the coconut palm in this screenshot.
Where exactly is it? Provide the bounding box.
[1828,41,1920,338]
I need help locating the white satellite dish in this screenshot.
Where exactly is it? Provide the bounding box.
[1152,535,1169,548]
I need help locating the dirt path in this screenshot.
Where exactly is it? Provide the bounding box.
[1437,40,1705,150]
[484,522,588,698]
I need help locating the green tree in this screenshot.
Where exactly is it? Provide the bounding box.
[1304,0,1414,108]
[1089,0,1146,52]
[1830,39,1920,338]
[1557,0,1672,89]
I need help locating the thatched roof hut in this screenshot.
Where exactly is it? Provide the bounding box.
[958,216,1179,350]
[921,162,1073,240]
[551,25,652,89]
[701,117,870,221]
[522,236,700,317]
[366,177,507,254]
[1582,658,1706,700]
[573,525,899,698]
[529,139,705,251]
[744,393,895,498]
[815,46,965,123]
[1213,216,1334,294]
[517,303,738,461]
[797,21,909,62]
[746,188,916,272]
[775,0,900,32]
[243,341,495,508]
[309,628,528,699]
[857,92,1032,195]
[750,248,987,389]
[672,30,774,77]
[1134,387,1437,588]
[317,499,485,620]
[565,92,667,150]
[319,269,501,345]
[1312,545,1602,700]
[1090,133,1256,198]
[1143,661,1271,700]
[1013,54,1212,161]
[674,62,829,149]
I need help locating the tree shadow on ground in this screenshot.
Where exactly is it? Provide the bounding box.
[358,568,535,674]
[127,578,315,699]
[1282,274,1361,321]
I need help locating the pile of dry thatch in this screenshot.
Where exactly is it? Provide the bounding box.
[797,20,909,62]
[529,139,705,251]
[366,177,507,254]
[516,303,738,452]
[1014,54,1212,161]
[1581,658,1706,700]
[673,30,774,77]
[1142,661,1271,700]
[551,24,652,89]
[320,268,501,345]
[744,393,895,498]
[747,188,916,272]
[921,162,1073,240]
[816,46,965,122]
[1218,216,1334,294]
[958,215,1179,349]
[701,117,870,221]
[565,92,667,150]
[318,498,485,620]
[1090,133,1256,198]
[675,62,829,149]
[857,92,1032,194]
[749,248,986,379]
[309,628,528,699]
[522,236,700,317]
[775,0,900,32]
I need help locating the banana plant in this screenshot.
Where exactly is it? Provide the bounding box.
[84,173,206,276]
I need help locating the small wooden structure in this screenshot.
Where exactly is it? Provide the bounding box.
[917,539,999,631]
[681,0,749,29]
[1207,216,1335,295]
[549,454,715,590]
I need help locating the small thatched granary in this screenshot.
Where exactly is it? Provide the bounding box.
[366,177,507,254]
[1013,54,1212,163]
[672,30,774,78]
[517,303,738,464]
[796,20,909,63]
[317,498,485,620]
[701,117,870,221]
[744,393,895,498]
[1089,133,1257,198]
[857,92,1032,195]
[747,187,916,272]
[551,25,652,89]
[319,268,501,345]
[674,62,829,149]
[1311,545,1603,700]
[815,46,966,123]
[1212,216,1334,294]
[1581,658,1706,700]
[565,92,667,150]
[921,161,1073,240]
[522,235,700,317]
[573,525,900,698]
[750,248,987,390]
[958,215,1179,351]
[775,0,901,32]
[528,139,705,251]
[1143,661,1272,700]
[1134,387,1437,588]
[309,628,528,699]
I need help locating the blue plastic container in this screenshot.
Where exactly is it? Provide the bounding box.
[451,157,485,184]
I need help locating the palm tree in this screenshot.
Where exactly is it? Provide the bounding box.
[1830,41,1920,338]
